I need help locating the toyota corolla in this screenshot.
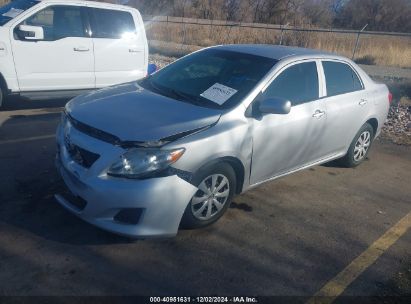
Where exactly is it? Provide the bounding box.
[55,45,390,238]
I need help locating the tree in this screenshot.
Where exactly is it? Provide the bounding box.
[302,0,334,27]
[335,0,411,32]
[95,0,411,32]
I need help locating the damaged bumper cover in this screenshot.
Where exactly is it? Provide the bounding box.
[55,123,198,238]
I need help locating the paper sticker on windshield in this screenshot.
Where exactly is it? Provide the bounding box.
[200,83,238,105]
[2,8,24,18]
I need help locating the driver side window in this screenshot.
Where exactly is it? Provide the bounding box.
[20,5,86,41]
[264,61,319,106]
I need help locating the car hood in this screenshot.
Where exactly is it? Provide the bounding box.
[65,82,221,144]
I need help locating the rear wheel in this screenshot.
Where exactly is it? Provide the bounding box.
[181,163,236,229]
[340,123,374,168]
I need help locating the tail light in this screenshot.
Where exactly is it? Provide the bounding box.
[388,92,393,104]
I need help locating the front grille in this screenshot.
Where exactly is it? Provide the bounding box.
[65,113,146,148]
[65,139,100,168]
[67,114,122,145]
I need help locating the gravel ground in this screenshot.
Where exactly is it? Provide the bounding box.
[381,104,411,145]
[149,53,177,69]
[359,65,411,81]
[149,54,411,146]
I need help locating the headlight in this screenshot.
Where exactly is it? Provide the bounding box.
[107,148,185,179]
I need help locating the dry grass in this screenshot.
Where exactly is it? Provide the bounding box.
[145,22,411,68]
[400,97,411,107]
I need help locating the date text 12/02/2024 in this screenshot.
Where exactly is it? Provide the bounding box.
[149,297,258,303]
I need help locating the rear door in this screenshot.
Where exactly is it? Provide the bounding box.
[89,7,147,88]
[319,60,369,155]
[11,4,95,91]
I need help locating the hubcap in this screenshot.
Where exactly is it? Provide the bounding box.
[354,131,371,162]
[191,174,230,221]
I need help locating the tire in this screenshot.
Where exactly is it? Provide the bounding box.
[340,123,374,168]
[181,162,236,229]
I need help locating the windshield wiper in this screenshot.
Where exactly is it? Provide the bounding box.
[144,79,218,108]
[168,89,195,102]
[145,78,165,95]
[145,79,187,102]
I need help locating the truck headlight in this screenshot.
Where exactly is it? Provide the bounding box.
[107,148,185,179]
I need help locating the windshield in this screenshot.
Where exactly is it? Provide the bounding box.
[139,49,277,109]
[0,0,39,26]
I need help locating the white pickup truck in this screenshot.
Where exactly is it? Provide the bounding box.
[0,0,148,108]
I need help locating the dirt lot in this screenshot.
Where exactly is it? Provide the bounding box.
[0,97,410,302]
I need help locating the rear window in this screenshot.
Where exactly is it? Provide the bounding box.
[89,8,136,39]
[323,61,363,96]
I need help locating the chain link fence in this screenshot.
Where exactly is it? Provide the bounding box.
[143,15,411,68]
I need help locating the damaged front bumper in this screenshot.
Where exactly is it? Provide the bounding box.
[55,124,198,238]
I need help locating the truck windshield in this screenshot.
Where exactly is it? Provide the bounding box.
[0,0,39,26]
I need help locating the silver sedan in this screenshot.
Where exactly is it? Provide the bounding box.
[55,45,390,238]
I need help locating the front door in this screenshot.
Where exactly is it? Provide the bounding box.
[250,60,326,185]
[11,5,95,91]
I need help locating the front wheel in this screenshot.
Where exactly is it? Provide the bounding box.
[181,163,236,229]
[340,123,374,168]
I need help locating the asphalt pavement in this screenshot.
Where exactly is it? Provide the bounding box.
[0,97,410,301]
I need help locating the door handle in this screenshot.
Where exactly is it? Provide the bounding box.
[129,48,141,53]
[312,110,325,119]
[74,47,90,52]
[359,99,367,106]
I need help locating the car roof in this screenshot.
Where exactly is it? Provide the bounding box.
[213,44,339,61]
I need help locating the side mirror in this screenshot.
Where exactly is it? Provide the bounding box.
[258,97,291,115]
[147,63,158,75]
[16,25,44,41]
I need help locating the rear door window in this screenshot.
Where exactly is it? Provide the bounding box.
[322,61,363,97]
[89,8,136,39]
[264,61,319,106]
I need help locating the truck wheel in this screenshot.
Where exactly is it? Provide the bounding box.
[340,123,374,168]
[181,162,236,229]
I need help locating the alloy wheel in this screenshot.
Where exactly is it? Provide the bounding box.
[191,174,230,220]
[353,131,371,162]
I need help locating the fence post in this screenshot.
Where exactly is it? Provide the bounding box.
[352,24,368,60]
[279,27,284,45]
[180,0,189,54]
[279,23,289,45]
[181,16,186,52]
[225,21,234,44]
